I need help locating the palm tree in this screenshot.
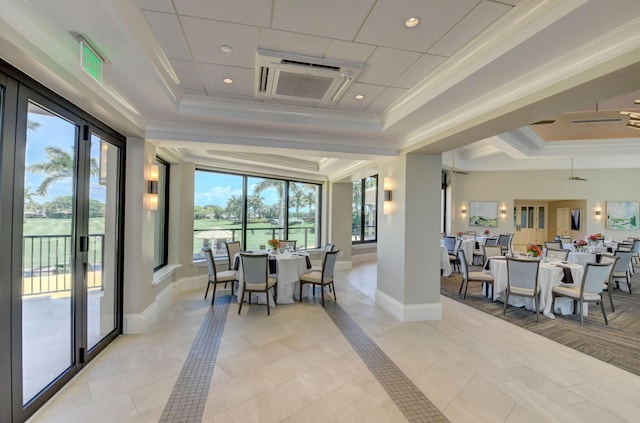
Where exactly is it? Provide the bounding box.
[224,195,243,221]
[28,146,98,196]
[253,179,285,236]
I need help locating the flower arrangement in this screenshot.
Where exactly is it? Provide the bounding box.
[588,233,603,242]
[267,239,280,249]
[484,229,491,235]
[576,240,587,246]
[456,231,464,238]
[526,243,542,257]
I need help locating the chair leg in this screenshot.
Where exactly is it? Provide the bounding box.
[503,290,509,315]
[579,300,584,326]
[320,284,325,307]
[600,300,608,325]
[238,285,244,315]
[627,273,632,294]
[266,289,270,316]
[313,286,316,297]
[458,278,465,294]
[204,281,211,300]
[300,281,304,302]
[608,284,615,312]
[211,282,218,306]
[463,280,469,299]
[332,282,336,301]
[534,296,539,322]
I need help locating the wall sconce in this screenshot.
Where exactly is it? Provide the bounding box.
[147,164,159,211]
[383,177,393,214]
[461,206,467,216]
[595,210,601,218]
[500,208,507,217]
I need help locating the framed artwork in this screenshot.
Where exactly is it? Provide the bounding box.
[571,209,581,230]
[606,201,640,230]
[469,201,498,227]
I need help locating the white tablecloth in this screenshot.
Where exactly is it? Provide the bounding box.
[441,246,452,277]
[235,251,310,305]
[488,259,584,318]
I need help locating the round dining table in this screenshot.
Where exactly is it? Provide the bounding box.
[234,250,311,306]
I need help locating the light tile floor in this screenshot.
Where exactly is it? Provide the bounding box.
[29,261,640,422]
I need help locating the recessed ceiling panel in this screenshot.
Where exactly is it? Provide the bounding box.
[364,87,407,114]
[137,0,175,13]
[357,47,420,86]
[170,59,203,91]
[272,0,376,41]
[144,11,192,61]
[174,0,272,26]
[259,29,331,58]
[394,54,446,89]
[198,63,255,97]
[355,0,478,52]
[181,17,259,67]
[325,40,376,64]
[428,1,512,57]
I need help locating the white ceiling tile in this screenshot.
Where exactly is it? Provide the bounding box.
[325,40,376,64]
[428,1,512,57]
[174,0,272,26]
[364,87,407,113]
[272,0,376,41]
[181,17,259,67]
[259,29,331,58]
[137,0,175,13]
[355,0,479,52]
[357,47,421,86]
[394,54,446,88]
[170,59,203,91]
[197,63,255,97]
[144,11,192,61]
[335,82,386,112]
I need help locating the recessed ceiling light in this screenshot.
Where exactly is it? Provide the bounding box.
[223,78,233,84]
[404,17,420,28]
[220,45,233,53]
[355,94,365,100]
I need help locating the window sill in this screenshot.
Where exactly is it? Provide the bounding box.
[153,264,181,285]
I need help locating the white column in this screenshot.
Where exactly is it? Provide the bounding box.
[376,152,442,321]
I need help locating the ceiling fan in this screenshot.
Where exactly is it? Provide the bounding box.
[443,154,468,186]
[567,157,587,181]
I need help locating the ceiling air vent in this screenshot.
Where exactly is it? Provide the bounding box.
[254,49,364,104]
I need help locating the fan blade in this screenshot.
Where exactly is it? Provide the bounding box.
[568,176,587,181]
[451,170,468,175]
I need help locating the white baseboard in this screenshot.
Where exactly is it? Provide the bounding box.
[124,281,179,334]
[375,289,442,322]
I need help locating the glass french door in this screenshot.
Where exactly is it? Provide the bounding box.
[513,204,546,249]
[10,86,123,421]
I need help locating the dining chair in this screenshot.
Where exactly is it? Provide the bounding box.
[482,245,503,268]
[310,242,335,273]
[457,250,494,300]
[612,250,634,293]
[279,239,297,250]
[484,237,499,246]
[299,249,339,307]
[465,231,477,237]
[497,234,512,255]
[449,239,462,273]
[551,262,614,326]
[544,241,563,250]
[598,254,619,311]
[504,257,541,321]
[224,240,242,288]
[442,236,456,254]
[545,248,569,261]
[202,247,237,305]
[237,253,277,315]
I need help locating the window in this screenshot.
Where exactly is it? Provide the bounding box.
[352,175,377,243]
[153,157,169,270]
[193,170,321,258]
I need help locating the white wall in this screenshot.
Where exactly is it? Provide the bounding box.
[450,168,640,241]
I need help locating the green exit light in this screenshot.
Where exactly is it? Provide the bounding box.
[81,40,103,84]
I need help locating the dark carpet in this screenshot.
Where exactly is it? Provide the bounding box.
[440,265,640,377]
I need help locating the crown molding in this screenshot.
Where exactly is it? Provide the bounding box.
[204,150,320,172]
[384,0,588,129]
[400,17,640,153]
[178,95,382,133]
[146,120,398,158]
